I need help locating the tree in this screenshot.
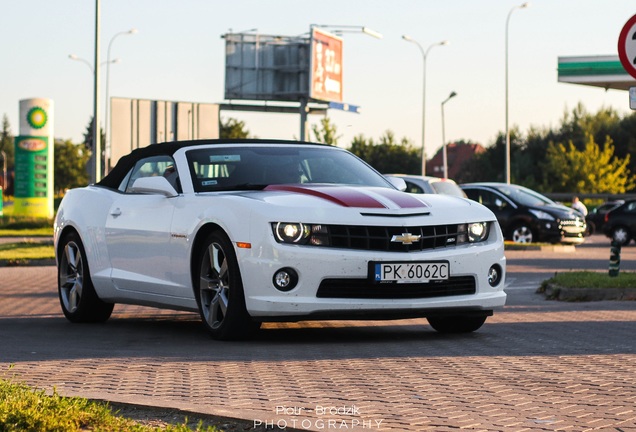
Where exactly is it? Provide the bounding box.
[541,135,635,194]
[220,117,251,139]
[459,128,523,184]
[82,117,106,151]
[311,117,341,145]
[54,139,91,194]
[82,116,104,173]
[347,131,420,174]
[0,114,14,171]
[0,114,14,194]
[0,115,14,195]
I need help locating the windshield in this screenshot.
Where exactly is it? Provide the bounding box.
[431,180,467,197]
[491,184,554,207]
[186,146,392,192]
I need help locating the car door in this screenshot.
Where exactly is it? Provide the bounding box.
[105,155,183,296]
[465,188,515,231]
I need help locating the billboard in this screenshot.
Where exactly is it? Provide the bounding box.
[110,98,219,169]
[224,33,310,101]
[310,28,343,102]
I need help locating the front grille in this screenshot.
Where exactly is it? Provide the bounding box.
[316,276,476,299]
[560,219,584,227]
[324,224,462,252]
[560,218,586,235]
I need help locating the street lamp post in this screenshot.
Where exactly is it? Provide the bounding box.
[310,24,383,39]
[441,91,457,179]
[69,54,121,74]
[105,28,137,173]
[93,0,101,184]
[402,36,449,176]
[505,2,530,184]
[0,150,6,197]
[68,54,94,73]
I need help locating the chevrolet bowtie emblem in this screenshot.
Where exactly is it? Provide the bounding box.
[391,233,421,245]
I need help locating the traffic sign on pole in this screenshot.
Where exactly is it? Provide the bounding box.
[618,14,636,80]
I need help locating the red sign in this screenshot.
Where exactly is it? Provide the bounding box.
[310,28,343,102]
[618,14,636,79]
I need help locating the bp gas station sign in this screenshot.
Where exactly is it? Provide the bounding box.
[14,98,54,218]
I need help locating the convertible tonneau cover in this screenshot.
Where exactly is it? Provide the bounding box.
[97,138,319,190]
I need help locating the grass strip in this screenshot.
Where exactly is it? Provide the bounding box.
[0,378,219,432]
[0,242,55,260]
[542,271,636,289]
[0,227,53,237]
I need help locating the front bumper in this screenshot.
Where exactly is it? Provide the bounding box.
[237,230,506,319]
[535,219,586,244]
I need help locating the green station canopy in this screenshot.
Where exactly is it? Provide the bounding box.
[558,55,636,91]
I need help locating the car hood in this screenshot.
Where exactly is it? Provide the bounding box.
[534,203,581,220]
[260,184,428,211]
[232,184,495,223]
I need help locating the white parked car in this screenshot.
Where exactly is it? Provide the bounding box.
[54,140,506,340]
[385,174,467,198]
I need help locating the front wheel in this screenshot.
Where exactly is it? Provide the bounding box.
[510,223,534,243]
[195,231,260,340]
[427,315,487,333]
[58,232,114,323]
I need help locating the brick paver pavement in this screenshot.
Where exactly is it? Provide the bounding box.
[1,238,635,431]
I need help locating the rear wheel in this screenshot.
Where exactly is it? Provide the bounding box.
[510,223,534,243]
[195,231,260,340]
[58,232,114,323]
[427,315,487,333]
[611,226,631,245]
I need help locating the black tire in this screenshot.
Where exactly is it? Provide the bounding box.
[611,226,631,246]
[195,231,260,340]
[427,315,487,333]
[585,221,595,237]
[510,223,534,243]
[57,232,114,323]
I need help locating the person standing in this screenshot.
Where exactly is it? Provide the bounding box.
[571,196,588,216]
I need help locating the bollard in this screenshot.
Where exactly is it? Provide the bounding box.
[609,240,621,277]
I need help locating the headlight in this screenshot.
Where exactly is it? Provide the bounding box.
[529,209,555,220]
[272,222,330,245]
[457,222,490,244]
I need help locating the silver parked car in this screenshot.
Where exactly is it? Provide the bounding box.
[385,174,467,198]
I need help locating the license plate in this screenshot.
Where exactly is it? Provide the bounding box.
[371,261,449,283]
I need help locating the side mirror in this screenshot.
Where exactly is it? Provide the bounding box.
[386,176,407,191]
[129,176,178,197]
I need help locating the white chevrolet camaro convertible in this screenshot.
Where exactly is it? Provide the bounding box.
[54,139,506,340]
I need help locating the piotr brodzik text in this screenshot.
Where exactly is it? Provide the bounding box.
[253,405,384,430]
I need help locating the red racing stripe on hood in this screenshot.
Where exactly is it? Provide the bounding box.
[371,187,429,208]
[264,185,427,209]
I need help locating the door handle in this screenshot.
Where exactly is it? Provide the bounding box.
[110,208,122,217]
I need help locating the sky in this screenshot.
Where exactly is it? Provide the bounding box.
[1,0,635,161]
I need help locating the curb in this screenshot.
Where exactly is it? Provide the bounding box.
[505,244,577,252]
[540,283,636,301]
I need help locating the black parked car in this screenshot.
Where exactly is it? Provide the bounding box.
[602,200,636,245]
[586,200,624,236]
[461,183,586,244]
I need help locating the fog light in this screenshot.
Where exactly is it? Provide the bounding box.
[488,264,503,287]
[273,268,298,292]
